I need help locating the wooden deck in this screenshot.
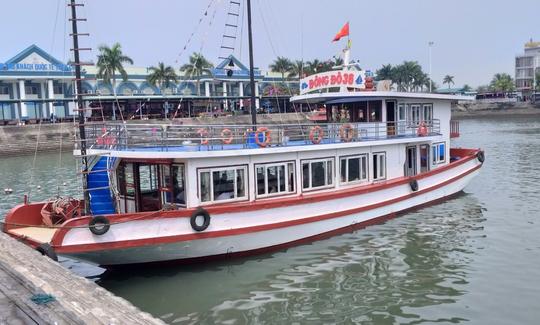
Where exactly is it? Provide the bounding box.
[9,227,57,243]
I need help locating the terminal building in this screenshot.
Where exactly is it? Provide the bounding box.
[515,39,540,99]
[0,45,299,124]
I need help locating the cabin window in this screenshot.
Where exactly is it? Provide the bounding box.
[302,158,334,191]
[408,104,421,126]
[407,103,433,126]
[0,86,9,95]
[161,164,186,205]
[340,155,368,184]
[432,142,446,164]
[255,162,295,198]
[423,104,433,122]
[372,152,386,181]
[198,166,247,203]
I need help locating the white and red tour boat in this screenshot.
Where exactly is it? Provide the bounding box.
[2,6,483,267]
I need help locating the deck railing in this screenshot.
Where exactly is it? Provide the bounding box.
[77,119,441,152]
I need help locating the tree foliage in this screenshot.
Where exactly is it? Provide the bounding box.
[180,53,213,95]
[374,61,429,92]
[443,75,455,89]
[147,62,178,91]
[96,43,133,86]
[489,73,515,92]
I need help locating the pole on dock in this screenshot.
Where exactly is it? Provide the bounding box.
[69,0,90,214]
[246,0,257,129]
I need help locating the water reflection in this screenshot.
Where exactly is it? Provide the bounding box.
[98,194,485,324]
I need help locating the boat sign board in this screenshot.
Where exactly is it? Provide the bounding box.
[300,70,371,95]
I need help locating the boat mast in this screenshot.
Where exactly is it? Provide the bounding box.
[69,0,90,213]
[246,0,257,128]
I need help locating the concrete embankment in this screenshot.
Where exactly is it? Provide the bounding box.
[0,232,164,325]
[453,102,540,119]
[0,113,311,156]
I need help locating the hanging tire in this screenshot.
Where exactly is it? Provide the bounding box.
[190,208,211,232]
[409,179,419,192]
[89,216,110,235]
[36,243,58,262]
[477,150,485,163]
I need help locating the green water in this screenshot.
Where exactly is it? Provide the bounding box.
[1,116,539,324]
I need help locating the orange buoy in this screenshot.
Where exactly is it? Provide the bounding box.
[309,126,324,144]
[221,128,234,144]
[255,127,271,147]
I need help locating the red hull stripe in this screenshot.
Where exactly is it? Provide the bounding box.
[50,150,479,247]
[55,163,481,254]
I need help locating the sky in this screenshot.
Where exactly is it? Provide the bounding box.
[0,0,538,88]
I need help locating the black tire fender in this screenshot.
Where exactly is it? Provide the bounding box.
[477,150,485,163]
[89,216,110,235]
[409,179,419,192]
[190,208,211,232]
[36,243,58,262]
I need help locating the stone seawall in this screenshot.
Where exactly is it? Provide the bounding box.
[0,113,312,156]
[453,101,540,118]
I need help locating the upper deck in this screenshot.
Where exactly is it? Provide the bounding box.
[77,119,442,158]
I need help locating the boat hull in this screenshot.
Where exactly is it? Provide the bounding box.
[56,152,482,267]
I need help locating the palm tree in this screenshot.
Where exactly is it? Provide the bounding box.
[305,59,323,75]
[96,43,133,119]
[375,64,394,81]
[490,73,515,92]
[443,75,455,89]
[180,53,213,96]
[147,62,178,94]
[269,57,293,80]
[288,60,305,78]
[462,84,472,92]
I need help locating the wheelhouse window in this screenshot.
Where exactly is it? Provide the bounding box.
[340,155,368,184]
[161,164,186,205]
[372,152,386,181]
[302,158,334,191]
[256,161,295,198]
[432,142,446,164]
[199,166,247,203]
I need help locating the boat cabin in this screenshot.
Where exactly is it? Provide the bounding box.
[81,91,467,216]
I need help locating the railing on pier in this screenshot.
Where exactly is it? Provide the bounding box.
[450,120,460,138]
[77,119,441,152]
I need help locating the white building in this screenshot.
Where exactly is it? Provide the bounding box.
[0,45,298,123]
[515,39,540,97]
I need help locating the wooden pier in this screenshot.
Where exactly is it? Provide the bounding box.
[0,232,164,325]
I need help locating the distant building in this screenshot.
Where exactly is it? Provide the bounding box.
[515,39,540,98]
[0,45,299,124]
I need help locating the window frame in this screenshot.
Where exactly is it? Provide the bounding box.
[372,152,387,181]
[339,154,369,185]
[255,160,297,199]
[161,163,187,207]
[197,164,249,204]
[301,157,335,192]
[431,142,446,165]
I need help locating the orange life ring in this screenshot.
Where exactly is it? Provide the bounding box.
[221,128,233,144]
[309,126,324,144]
[417,122,428,136]
[197,128,209,145]
[255,127,271,147]
[339,124,354,142]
